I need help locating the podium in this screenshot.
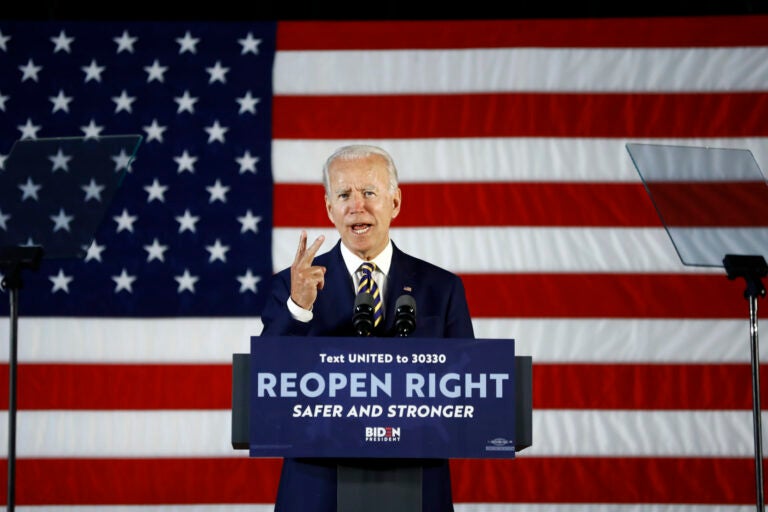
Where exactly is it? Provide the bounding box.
[231,336,532,511]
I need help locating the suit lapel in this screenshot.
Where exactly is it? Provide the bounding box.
[383,243,417,334]
[321,242,356,323]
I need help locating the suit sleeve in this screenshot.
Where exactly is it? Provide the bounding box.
[445,274,475,339]
[259,270,312,337]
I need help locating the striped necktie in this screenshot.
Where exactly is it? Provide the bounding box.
[357,262,383,328]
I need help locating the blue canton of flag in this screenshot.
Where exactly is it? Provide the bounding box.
[0,21,276,316]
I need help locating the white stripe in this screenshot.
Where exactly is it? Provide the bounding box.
[2,409,763,457]
[274,48,768,94]
[2,318,754,363]
[272,137,768,183]
[528,410,758,457]
[7,410,244,457]
[476,318,752,363]
[273,227,726,273]
[7,317,257,363]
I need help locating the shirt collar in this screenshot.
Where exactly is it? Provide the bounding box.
[340,239,393,277]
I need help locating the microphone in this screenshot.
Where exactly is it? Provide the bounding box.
[394,294,416,337]
[353,292,375,336]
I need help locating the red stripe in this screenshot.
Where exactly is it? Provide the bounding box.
[0,457,759,504]
[5,458,281,505]
[277,17,768,50]
[275,183,663,227]
[275,182,768,227]
[273,93,768,139]
[0,363,231,410]
[535,363,758,409]
[646,182,768,227]
[463,273,747,318]
[0,362,762,410]
[450,457,761,503]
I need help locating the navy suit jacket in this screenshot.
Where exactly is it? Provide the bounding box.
[260,240,475,512]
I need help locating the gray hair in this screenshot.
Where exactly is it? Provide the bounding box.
[322,144,399,196]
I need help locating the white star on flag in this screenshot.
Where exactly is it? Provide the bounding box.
[49,90,73,113]
[81,179,105,201]
[206,179,229,203]
[112,90,136,113]
[238,33,261,54]
[49,269,74,293]
[83,240,105,262]
[237,209,261,233]
[236,151,259,174]
[206,61,229,83]
[81,59,105,82]
[112,268,136,293]
[49,149,72,172]
[18,177,41,201]
[175,209,199,233]
[174,150,197,173]
[18,118,41,139]
[143,179,168,202]
[19,58,42,82]
[174,269,199,293]
[81,119,104,139]
[113,209,138,233]
[206,239,230,262]
[50,208,74,232]
[144,59,168,83]
[113,30,137,53]
[205,120,228,143]
[237,268,261,293]
[144,238,169,262]
[176,31,199,54]
[50,30,74,53]
[174,91,198,114]
[236,91,260,114]
[143,119,167,143]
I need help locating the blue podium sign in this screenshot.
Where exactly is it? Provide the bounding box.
[249,336,516,459]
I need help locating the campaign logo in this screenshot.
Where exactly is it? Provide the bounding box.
[486,437,515,452]
[365,426,401,442]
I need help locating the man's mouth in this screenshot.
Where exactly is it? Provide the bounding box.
[351,223,371,234]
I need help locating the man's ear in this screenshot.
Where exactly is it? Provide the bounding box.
[391,188,402,219]
[325,195,334,223]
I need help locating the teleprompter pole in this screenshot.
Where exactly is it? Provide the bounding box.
[724,254,767,512]
[1,246,44,512]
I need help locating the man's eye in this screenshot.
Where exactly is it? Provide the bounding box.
[338,193,349,200]
[364,191,375,197]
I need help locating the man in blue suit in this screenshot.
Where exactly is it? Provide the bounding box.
[260,144,475,511]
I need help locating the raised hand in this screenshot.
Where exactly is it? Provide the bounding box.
[290,230,326,310]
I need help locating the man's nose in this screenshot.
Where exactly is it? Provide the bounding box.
[350,192,366,211]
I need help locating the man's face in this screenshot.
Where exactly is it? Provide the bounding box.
[325,153,401,260]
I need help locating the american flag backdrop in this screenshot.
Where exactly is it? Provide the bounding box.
[0,14,768,511]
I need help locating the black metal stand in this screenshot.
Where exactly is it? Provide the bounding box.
[724,254,767,512]
[0,246,44,512]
